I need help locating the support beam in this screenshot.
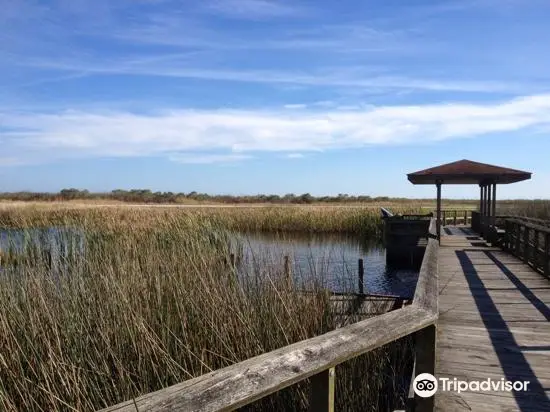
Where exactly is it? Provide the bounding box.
[479,185,483,214]
[480,185,486,236]
[436,181,442,242]
[486,184,492,240]
[481,185,487,217]
[487,184,493,225]
[415,325,436,412]
[309,368,335,412]
[492,183,497,222]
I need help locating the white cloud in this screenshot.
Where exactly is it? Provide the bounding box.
[286,153,304,158]
[169,153,252,164]
[2,94,550,165]
[284,104,307,109]
[312,100,336,107]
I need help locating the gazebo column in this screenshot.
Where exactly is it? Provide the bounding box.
[492,183,497,223]
[479,185,483,214]
[481,184,487,236]
[436,181,442,241]
[487,183,492,221]
[484,184,489,235]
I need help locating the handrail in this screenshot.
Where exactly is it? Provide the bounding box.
[100,219,440,412]
[438,209,473,227]
[506,218,550,234]
[504,218,550,278]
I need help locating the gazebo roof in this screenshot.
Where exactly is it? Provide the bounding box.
[407,159,531,185]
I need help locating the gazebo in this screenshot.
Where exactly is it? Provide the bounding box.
[407,159,532,241]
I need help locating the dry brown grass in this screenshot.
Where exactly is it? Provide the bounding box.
[0,207,413,412]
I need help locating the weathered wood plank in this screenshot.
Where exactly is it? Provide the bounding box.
[413,237,439,313]
[435,225,550,412]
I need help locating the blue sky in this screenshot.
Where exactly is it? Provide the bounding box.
[1,0,550,198]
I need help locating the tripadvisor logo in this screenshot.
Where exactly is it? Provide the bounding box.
[413,373,530,397]
[414,373,438,398]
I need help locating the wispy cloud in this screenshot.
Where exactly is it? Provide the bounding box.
[203,0,302,19]
[19,57,530,94]
[0,157,26,167]
[169,153,252,164]
[4,0,548,99]
[286,153,305,159]
[2,94,550,165]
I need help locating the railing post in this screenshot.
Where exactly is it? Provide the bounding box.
[309,368,335,412]
[453,210,457,226]
[504,219,513,253]
[415,325,436,412]
[464,210,467,225]
[534,230,539,271]
[515,223,521,257]
[545,232,550,278]
[523,226,530,264]
[358,258,364,295]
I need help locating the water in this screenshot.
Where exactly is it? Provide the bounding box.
[0,228,85,274]
[0,228,84,253]
[233,232,419,297]
[1,228,419,297]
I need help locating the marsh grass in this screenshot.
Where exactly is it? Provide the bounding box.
[0,206,414,411]
[497,200,550,220]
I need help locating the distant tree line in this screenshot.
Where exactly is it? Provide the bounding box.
[0,188,488,204]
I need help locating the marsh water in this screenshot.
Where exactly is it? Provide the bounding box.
[233,232,418,297]
[1,229,418,297]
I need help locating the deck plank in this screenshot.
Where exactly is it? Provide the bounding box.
[435,227,550,411]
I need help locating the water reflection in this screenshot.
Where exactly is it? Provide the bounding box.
[233,232,418,297]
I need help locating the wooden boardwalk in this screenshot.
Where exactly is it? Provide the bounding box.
[436,226,550,411]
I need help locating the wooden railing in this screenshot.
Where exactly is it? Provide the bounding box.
[439,209,473,227]
[504,219,550,278]
[101,220,440,412]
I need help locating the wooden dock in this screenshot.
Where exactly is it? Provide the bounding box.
[436,225,550,411]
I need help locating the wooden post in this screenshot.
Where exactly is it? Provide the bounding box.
[485,184,493,241]
[523,226,529,263]
[358,258,364,295]
[493,183,497,225]
[534,230,539,270]
[414,325,436,412]
[309,368,335,412]
[504,219,512,249]
[479,183,483,215]
[480,185,486,236]
[515,223,521,257]
[284,255,292,286]
[436,182,442,242]
[545,232,550,278]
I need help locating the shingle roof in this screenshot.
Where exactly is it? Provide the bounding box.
[407,159,531,185]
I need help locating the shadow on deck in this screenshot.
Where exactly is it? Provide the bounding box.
[436,226,550,411]
[455,250,550,410]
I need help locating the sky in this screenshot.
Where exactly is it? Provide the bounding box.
[1,0,550,198]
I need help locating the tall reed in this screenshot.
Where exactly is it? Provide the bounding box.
[0,207,412,411]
